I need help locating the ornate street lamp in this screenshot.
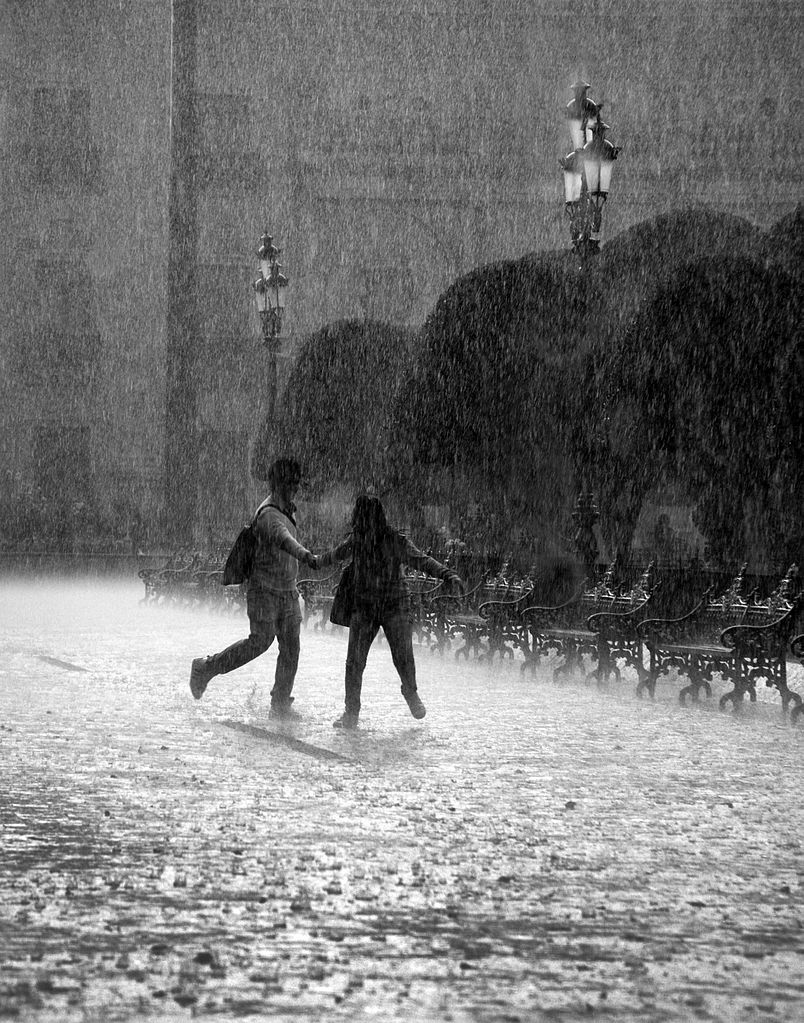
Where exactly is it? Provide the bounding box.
[253,232,288,349]
[252,231,289,428]
[565,80,599,151]
[571,491,600,580]
[582,119,618,233]
[560,83,620,256]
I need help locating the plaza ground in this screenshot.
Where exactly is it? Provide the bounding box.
[1,577,802,1022]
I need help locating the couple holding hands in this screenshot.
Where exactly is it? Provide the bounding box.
[189,458,464,730]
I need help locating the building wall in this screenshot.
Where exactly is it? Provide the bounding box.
[0,0,800,544]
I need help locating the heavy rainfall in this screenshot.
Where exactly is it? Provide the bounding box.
[1,2,802,1022]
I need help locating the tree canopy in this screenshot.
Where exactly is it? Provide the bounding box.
[590,255,802,567]
[387,251,595,535]
[252,319,418,494]
[252,207,803,571]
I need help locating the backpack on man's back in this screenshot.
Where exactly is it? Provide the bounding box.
[221,502,271,586]
[222,523,258,585]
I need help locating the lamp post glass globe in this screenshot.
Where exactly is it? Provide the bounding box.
[258,233,280,262]
[566,81,599,149]
[561,84,620,254]
[254,232,289,342]
[582,128,618,197]
[561,150,584,203]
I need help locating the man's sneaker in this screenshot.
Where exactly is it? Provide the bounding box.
[403,691,426,720]
[269,700,301,722]
[333,711,359,730]
[189,657,215,700]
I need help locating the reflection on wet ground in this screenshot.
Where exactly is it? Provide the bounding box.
[1,578,802,1021]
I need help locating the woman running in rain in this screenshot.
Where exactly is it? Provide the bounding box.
[319,495,464,730]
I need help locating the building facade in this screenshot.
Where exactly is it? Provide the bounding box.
[0,0,800,548]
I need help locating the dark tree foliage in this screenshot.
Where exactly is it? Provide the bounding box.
[388,208,801,567]
[593,256,802,568]
[598,207,769,281]
[766,203,804,280]
[389,212,784,525]
[389,251,598,531]
[252,319,418,492]
[582,208,775,364]
[252,208,801,571]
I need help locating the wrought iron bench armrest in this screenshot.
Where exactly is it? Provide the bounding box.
[720,604,799,653]
[636,590,719,642]
[587,597,651,635]
[478,586,534,622]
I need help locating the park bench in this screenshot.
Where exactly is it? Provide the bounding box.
[297,570,341,629]
[518,562,619,678]
[404,572,444,645]
[426,578,490,656]
[297,568,444,634]
[636,563,801,712]
[718,566,800,713]
[428,575,533,659]
[517,562,657,683]
[790,634,804,724]
[163,552,212,607]
[635,563,752,703]
[199,565,243,612]
[471,580,535,661]
[584,563,658,685]
[138,550,200,605]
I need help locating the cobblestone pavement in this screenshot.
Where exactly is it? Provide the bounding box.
[1,578,802,1023]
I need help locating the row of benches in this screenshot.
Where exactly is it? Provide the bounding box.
[539,563,800,716]
[297,560,801,719]
[138,551,245,613]
[139,550,802,720]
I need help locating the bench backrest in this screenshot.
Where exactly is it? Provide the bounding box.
[297,570,340,601]
[585,561,656,617]
[750,562,799,618]
[721,597,802,658]
[482,576,533,603]
[519,560,619,631]
[578,561,620,616]
[405,570,443,595]
[478,581,536,623]
[586,562,658,636]
[691,562,751,640]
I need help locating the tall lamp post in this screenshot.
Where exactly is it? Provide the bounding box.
[253,231,289,418]
[571,491,600,581]
[561,82,621,256]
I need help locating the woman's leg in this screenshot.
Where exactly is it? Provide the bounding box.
[382,609,417,695]
[344,610,379,715]
[383,609,426,719]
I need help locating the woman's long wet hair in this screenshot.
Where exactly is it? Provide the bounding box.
[351,495,395,560]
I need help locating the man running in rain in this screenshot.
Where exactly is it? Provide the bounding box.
[188,457,318,719]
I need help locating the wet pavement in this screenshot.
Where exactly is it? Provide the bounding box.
[1,577,803,1022]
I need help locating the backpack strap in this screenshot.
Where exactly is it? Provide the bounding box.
[256,502,296,527]
[253,499,272,524]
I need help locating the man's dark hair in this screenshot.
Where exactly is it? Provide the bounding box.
[268,457,302,487]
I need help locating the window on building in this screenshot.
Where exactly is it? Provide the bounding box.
[32,423,100,549]
[14,260,100,388]
[196,92,260,193]
[34,424,91,503]
[197,429,249,540]
[26,87,101,192]
[196,262,252,365]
